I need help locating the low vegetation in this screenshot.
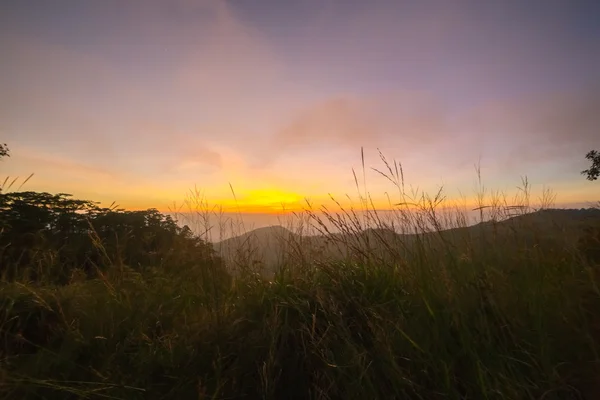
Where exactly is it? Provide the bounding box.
[1,148,599,399]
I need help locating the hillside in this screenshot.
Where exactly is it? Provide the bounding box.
[214,208,600,275]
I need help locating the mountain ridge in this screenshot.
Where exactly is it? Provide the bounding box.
[213,208,600,274]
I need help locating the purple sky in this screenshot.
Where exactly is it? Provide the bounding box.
[1,0,599,212]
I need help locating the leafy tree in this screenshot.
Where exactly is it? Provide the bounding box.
[0,145,228,284]
[0,191,227,284]
[582,150,600,181]
[0,143,9,159]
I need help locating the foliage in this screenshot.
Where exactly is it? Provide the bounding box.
[579,224,600,265]
[1,187,600,399]
[0,143,9,159]
[1,212,600,399]
[582,150,600,181]
[0,191,226,284]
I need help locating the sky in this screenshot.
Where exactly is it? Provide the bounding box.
[1,0,599,215]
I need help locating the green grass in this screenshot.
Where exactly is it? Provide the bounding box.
[1,152,600,399]
[2,216,600,399]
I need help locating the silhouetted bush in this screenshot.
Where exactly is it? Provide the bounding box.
[579,224,600,265]
[0,191,227,284]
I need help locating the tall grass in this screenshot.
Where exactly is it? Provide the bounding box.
[1,149,599,399]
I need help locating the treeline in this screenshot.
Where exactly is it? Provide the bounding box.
[0,191,227,284]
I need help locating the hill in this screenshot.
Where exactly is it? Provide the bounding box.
[214,208,600,276]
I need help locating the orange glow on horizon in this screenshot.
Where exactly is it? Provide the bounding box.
[139,188,309,214]
[100,181,597,215]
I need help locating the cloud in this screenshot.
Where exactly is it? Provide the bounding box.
[0,34,149,163]
[172,147,223,172]
[122,120,225,175]
[172,1,283,111]
[15,146,125,181]
[2,0,598,208]
[464,88,600,169]
[251,92,451,162]
[240,84,600,189]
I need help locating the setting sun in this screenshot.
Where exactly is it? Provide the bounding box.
[218,188,305,213]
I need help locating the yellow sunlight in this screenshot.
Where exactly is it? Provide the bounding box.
[215,188,306,213]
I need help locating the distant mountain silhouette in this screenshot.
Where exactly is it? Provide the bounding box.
[213,208,600,276]
[213,225,300,272]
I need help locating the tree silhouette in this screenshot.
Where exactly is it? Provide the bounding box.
[0,191,227,283]
[582,150,600,181]
[0,143,229,284]
[0,143,9,159]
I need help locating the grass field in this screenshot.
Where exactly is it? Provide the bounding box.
[1,159,600,399]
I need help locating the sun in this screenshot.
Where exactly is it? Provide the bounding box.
[221,188,306,213]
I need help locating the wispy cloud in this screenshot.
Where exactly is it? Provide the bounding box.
[174,1,282,103]
[462,88,600,170]
[171,147,223,172]
[12,146,130,182]
[1,0,598,210]
[241,92,450,167]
